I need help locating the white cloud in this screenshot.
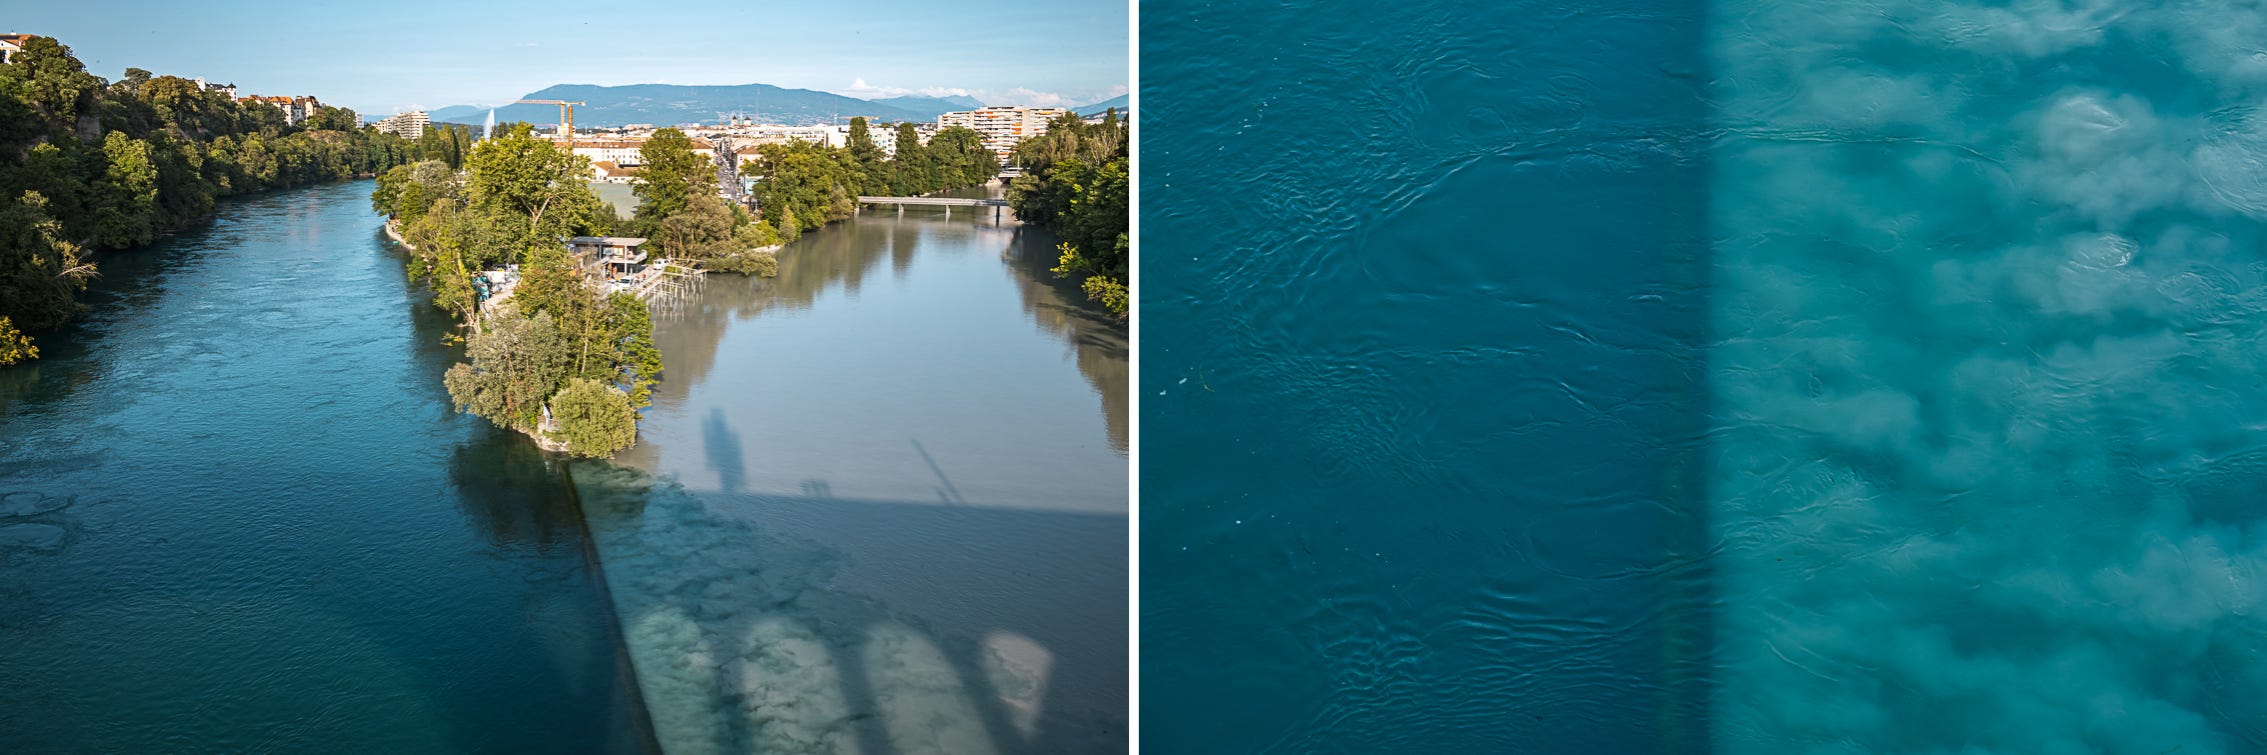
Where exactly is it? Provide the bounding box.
[832,79,1127,108]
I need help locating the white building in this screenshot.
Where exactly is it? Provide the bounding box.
[193,77,238,100]
[739,125,836,148]
[375,110,428,140]
[566,136,718,168]
[937,106,1072,162]
[0,34,29,65]
[822,122,900,158]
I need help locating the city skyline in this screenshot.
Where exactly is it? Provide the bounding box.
[3,0,1128,116]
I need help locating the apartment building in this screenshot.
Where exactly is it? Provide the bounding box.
[937,106,1072,162]
[375,110,428,140]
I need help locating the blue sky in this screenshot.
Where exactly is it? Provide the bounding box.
[7,0,1128,116]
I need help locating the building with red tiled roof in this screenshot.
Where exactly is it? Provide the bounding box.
[0,34,35,65]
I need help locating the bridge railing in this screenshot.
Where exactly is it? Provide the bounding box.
[855,196,1010,207]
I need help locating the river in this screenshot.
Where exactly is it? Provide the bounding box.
[0,181,650,752]
[576,187,1130,753]
[0,180,1129,753]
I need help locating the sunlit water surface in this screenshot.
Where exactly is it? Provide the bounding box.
[0,181,651,753]
[574,192,1130,754]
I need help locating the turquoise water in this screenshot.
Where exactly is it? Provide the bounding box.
[0,182,650,752]
[1141,0,1711,750]
[1145,0,2267,751]
[1709,1,2267,751]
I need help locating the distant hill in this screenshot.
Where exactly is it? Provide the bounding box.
[428,83,931,128]
[868,94,985,120]
[1075,94,1130,117]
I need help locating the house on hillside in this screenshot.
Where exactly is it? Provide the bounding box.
[0,34,30,65]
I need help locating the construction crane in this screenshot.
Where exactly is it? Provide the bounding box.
[515,99,586,148]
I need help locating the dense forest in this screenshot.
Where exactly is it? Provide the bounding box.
[0,36,417,365]
[1008,111,1130,315]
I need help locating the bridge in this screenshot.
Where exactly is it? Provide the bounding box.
[857,195,1013,222]
[856,196,1009,207]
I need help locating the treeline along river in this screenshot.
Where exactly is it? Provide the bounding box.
[0,179,1129,753]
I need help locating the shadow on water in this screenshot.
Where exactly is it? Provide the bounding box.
[703,408,747,494]
[585,196,1126,752]
[573,466,1127,754]
[390,216,662,753]
[910,439,969,506]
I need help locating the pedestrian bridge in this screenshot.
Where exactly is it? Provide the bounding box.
[856,196,1010,207]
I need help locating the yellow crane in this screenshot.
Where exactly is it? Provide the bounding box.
[515,99,586,148]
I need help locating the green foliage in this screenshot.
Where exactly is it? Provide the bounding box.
[0,191,92,333]
[546,378,637,458]
[0,36,417,362]
[631,128,714,231]
[500,248,663,407]
[740,124,995,237]
[305,105,359,132]
[95,130,158,247]
[413,123,475,169]
[464,123,608,258]
[846,116,885,167]
[1009,113,1130,316]
[443,308,570,431]
[0,316,36,366]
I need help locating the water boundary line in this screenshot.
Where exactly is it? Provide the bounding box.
[560,460,665,754]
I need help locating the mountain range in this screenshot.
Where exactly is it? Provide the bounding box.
[1076,94,1130,117]
[425,84,1127,128]
[868,94,985,120]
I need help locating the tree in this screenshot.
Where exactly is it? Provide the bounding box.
[927,126,997,186]
[656,194,736,260]
[1008,114,1129,316]
[117,68,152,94]
[0,317,34,366]
[0,36,101,121]
[632,127,715,234]
[847,116,885,168]
[94,132,160,247]
[546,378,637,458]
[464,123,608,259]
[443,308,571,431]
[0,191,89,333]
[305,105,359,132]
